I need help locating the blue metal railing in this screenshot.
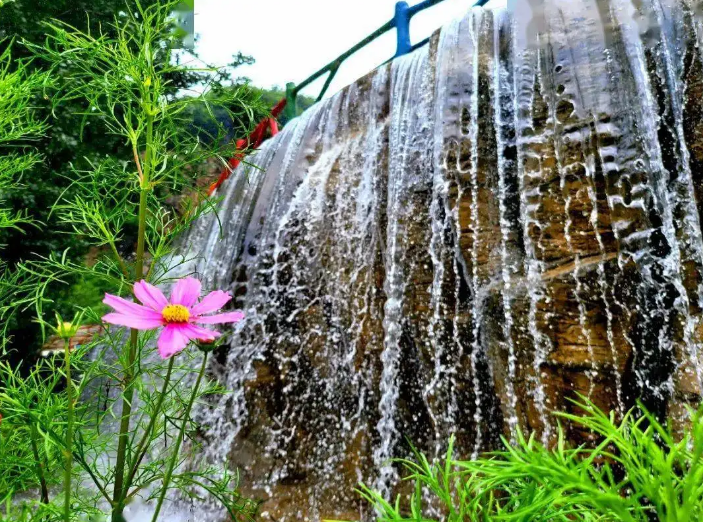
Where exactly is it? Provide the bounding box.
[284,0,490,121]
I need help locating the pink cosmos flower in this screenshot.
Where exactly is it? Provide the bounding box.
[102,277,244,359]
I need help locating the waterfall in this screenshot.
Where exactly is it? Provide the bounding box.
[178,1,703,519]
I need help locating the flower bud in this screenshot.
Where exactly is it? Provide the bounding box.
[54,313,81,340]
[196,338,219,353]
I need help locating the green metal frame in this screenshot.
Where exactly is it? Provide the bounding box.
[283,0,490,121]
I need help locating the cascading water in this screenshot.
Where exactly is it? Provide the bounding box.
[176,0,703,519]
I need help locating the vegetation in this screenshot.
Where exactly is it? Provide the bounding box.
[0,0,270,358]
[2,1,700,522]
[0,1,265,519]
[249,86,316,126]
[0,32,52,362]
[0,356,68,501]
[359,397,703,521]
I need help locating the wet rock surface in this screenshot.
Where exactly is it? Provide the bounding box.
[181,1,703,519]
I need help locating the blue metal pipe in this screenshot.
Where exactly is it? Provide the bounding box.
[397,0,488,58]
[407,0,446,16]
[286,0,492,116]
[394,1,412,57]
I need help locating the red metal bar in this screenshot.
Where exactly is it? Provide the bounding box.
[208,98,287,196]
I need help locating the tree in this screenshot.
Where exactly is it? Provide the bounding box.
[0,0,267,356]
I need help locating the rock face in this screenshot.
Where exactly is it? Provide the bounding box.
[183,0,703,519]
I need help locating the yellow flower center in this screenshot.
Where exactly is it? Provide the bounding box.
[162,304,190,323]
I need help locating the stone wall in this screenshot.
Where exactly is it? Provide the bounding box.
[186,1,703,519]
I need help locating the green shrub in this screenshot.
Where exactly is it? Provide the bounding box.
[360,397,703,521]
[0,356,69,499]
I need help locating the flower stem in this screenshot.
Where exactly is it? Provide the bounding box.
[124,356,175,495]
[29,421,49,504]
[111,329,138,522]
[64,337,74,521]
[112,113,154,522]
[150,352,208,522]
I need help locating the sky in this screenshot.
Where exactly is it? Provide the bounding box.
[194,0,507,99]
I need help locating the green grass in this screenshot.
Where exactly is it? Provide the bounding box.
[359,397,703,521]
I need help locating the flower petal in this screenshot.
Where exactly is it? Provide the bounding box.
[180,323,221,342]
[157,324,191,359]
[102,313,163,330]
[195,311,245,325]
[103,294,163,319]
[189,290,232,316]
[170,277,201,308]
[133,281,168,312]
